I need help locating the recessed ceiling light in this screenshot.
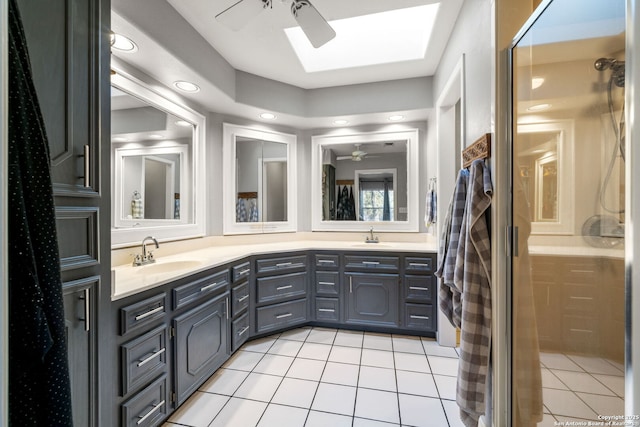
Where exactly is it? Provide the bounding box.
[527,103,552,112]
[388,115,405,122]
[333,119,349,125]
[175,120,192,127]
[531,76,545,89]
[260,112,277,120]
[285,4,440,73]
[173,81,200,93]
[111,33,138,53]
[148,134,164,139]
[112,136,128,142]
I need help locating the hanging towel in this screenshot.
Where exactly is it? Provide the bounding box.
[434,169,469,328]
[131,191,144,219]
[425,179,437,227]
[348,185,356,220]
[236,197,248,222]
[453,159,493,427]
[8,0,73,423]
[249,199,259,222]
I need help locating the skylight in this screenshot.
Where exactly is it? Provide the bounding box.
[284,4,440,73]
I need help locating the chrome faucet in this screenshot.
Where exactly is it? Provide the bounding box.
[133,236,159,266]
[365,227,379,243]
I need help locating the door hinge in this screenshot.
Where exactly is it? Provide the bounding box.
[170,327,175,338]
[171,391,176,403]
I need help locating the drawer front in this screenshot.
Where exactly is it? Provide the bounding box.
[120,325,168,397]
[314,253,340,269]
[315,271,340,296]
[232,261,251,283]
[256,255,307,274]
[232,281,250,317]
[562,283,597,312]
[172,270,230,310]
[256,298,307,334]
[315,297,339,322]
[120,293,167,336]
[405,275,434,302]
[563,314,600,354]
[405,256,435,273]
[404,303,435,330]
[257,271,307,304]
[121,374,168,427]
[231,312,250,351]
[344,255,399,271]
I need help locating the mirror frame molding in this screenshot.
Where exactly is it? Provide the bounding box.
[517,119,575,235]
[311,129,420,232]
[222,123,298,235]
[111,70,206,248]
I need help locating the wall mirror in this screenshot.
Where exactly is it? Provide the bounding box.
[311,129,419,232]
[223,123,297,234]
[111,72,206,247]
[516,120,574,234]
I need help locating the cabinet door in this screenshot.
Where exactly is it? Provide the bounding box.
[345,273,399,327]
[173,292,229,406]
[63,277,98,427]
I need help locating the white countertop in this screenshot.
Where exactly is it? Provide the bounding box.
[111,240,437,300]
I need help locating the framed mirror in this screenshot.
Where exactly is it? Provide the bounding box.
[223,123,297,234]
[111,71,206,247]
[311,129,419,232]
[516,120,574,234]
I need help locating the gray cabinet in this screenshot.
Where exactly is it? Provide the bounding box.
[345,273,400,327]
[313,253,341,322]
[173,292,229,406]
[402,255,436,332]
[230,260,251,352]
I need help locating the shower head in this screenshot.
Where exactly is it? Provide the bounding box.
[594,57,625,88]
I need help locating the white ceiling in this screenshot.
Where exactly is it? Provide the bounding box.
[110,0,463,128]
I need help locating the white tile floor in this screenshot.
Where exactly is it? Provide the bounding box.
[537,352,625,426]
[163,327,465,427]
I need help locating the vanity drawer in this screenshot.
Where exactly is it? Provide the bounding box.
[121,374,168,427]
[231,281,250,317]
[404,303,435,330]
[314,253,340,269]
[315,297,339,322]
[232,261,251,283]
[344,255,399,271]
[120,293,167,336]
[405,275,434,302]
[120,325,168,397]
[231,312,250,351]
[256,298,307,334]
[315,271,340,296]
[257,271,307,304]
[256,255,307,274]
[405,256,435,273]
[172,269,230,310]
[562,283,597,313]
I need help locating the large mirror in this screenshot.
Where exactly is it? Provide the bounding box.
[516,120,574,234]
[111,71,206,247]
[311,129,419,232]
[223,123,297,234]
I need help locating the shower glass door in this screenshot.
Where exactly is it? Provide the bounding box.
[510,0,626,425]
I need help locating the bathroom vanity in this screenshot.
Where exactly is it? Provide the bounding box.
[109,243,437,426]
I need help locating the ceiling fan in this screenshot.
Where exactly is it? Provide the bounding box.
[337,144,369,162]
[216,0,336,48]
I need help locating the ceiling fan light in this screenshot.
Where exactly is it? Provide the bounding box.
[291,0,336,48]
[216,0,271,31]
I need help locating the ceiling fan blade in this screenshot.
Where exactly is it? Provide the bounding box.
[216,0,271,31]
[291,0,336,48]
[336,156,352,160]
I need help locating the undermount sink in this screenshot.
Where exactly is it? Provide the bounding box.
[135,260,203,275]
[350,243,391,248]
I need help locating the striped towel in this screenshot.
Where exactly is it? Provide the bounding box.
[131,198,144,219]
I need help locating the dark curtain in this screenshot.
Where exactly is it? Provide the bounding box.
[8,0,73,424]
[382,179,391,221]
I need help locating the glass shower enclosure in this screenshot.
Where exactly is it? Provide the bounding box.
[510,0,626,425]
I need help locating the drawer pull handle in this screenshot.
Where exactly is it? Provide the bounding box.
[318,281,335,286]
[570,269,594,273]
[239,268,250,275]
[276,285,293,291]
[200,282,218,292]
[409,286,429,291]
[409,262,430,267]
[318,308,335,313]
[318,259,334,264]
[137,400,165,425]
[350,276,353,293]
[569,328,593,333]
[276,313,293,319]
[410,315,430,320]
[362,261,380,266]
[276,262,293,268]
[238,325,250,336]
[238,295,249,303]
[135,306,163,321]
[137,348,166,368]
[569,296,593,301]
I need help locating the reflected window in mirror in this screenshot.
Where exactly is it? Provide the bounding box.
[312,129,419,232]
[223,124,297,234]
[111,71,206,247]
